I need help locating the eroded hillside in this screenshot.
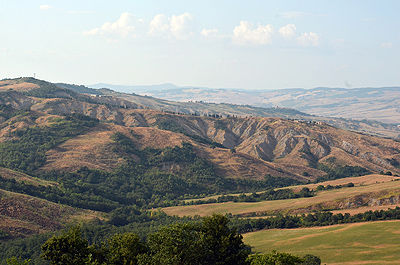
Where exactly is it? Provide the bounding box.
[1,78,400,182]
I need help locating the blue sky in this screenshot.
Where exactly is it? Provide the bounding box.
[0,1,399,89]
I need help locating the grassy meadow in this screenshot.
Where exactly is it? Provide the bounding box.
[243,220,400,265]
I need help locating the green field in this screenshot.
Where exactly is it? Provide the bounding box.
[243,220,400,265]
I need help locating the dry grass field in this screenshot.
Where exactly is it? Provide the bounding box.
[0,80,39,92]
[163,175,400,217]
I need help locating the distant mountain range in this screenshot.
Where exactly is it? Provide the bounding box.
[90,83,182,93]
[90,83,400,125]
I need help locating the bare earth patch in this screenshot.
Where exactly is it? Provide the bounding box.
[40,124,125,172]
[0,189,102,239]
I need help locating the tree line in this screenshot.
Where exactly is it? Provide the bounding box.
[230,207,400,233]
[183,187,313,205]
[8,214,320,265]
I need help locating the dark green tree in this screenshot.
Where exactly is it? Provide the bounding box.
[201,214,250,265]
[106,233,148,265]
[140,214,249,265]
[247,250,304,265]
[301,254,321,265]
[41,226,89,265]
[139,222,205,265]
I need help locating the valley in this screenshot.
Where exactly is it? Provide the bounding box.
[1,77,400,264]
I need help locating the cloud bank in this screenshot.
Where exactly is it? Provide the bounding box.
[233,21,275,45]
[83,12,321,48]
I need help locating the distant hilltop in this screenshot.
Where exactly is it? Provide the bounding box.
[91,83,400,125]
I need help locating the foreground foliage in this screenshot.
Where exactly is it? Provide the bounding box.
[41,214,250,265]
[37,214,321,265]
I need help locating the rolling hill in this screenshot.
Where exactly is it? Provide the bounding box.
[62,82,400,139]
[2,78,400,182]
[1,77,400,263]
[106,84,400,125]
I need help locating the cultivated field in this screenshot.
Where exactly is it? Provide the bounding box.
[243,220,400,265]
[163,175,400,217]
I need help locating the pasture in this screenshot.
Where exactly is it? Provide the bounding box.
[243,220,400,265]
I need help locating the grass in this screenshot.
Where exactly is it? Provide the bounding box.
[243,220,400,265]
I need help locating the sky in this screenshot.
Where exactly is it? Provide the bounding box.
[0,1,399,89]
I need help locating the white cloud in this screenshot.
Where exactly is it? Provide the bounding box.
[148,12,196,40]
[39,5,54,10]
[149,14,170,35]
[297,32,320,47]
[170,13,196,40]
[233,21,274,45]
[279,24,296,39]
[381,42,393,49]
[84,12,196,40]
[201,28,219,38]
[83,12,134,37]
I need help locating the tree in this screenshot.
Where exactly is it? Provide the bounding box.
[247,250,304,265]
[107,233,148,265]
[301,254,321,265]
[201,214,250,265]
[140,214,250,265]
[140,222,205,265]
[41,226,89,265]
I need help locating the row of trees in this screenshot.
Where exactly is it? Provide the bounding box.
[231,207,400,233]
[36,214,319,265]
[184,187,313,205]
[40,214,248,265]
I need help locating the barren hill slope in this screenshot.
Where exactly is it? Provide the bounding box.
[1,78,400,182]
